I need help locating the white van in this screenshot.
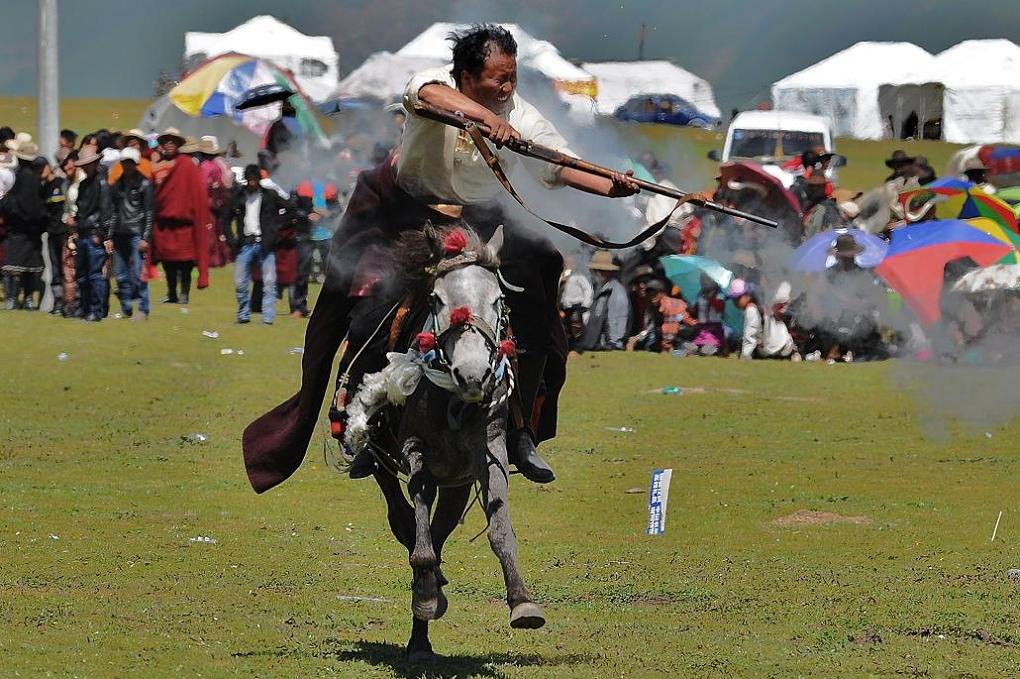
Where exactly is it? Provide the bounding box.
[709,110,840,186]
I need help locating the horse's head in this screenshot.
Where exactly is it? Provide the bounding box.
[426,224,509,404]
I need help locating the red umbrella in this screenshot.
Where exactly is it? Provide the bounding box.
[718,161,802,216]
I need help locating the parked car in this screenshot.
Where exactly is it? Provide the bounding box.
[614,94,719,128]
[707,110,844,187]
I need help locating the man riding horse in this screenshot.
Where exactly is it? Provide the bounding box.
[242,24,639,492]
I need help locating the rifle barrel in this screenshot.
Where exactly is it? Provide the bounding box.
[413,102,779,229]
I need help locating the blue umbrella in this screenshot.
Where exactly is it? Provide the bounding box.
[789,228,888,272]
[660,255,743,334]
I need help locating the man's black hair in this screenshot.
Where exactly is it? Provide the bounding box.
[243,163,261,181]
[60,128,77,142]
[0,126,14,144]
[449,24,517,87]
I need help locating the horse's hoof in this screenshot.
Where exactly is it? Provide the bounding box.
[509,601,546,629]
[406,647,439,665]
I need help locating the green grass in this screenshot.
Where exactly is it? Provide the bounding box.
[0,97,151,140]
[2,269,1018,677]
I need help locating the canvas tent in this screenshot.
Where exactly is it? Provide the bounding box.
[878,39,1020,144]
[184,16,339,102]
[332,23,597,124]
[771,42,934,140]
[580,60,720,118]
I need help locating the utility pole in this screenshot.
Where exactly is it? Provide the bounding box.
[38,0,59,160]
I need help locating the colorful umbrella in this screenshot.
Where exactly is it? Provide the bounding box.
[718,161,801,216]
[875,220,1019,325]
[168,54,324,141]
[900,184,1018,234]
[964,216,1020,263]
[789,227,888,272]
[660,255,743,332]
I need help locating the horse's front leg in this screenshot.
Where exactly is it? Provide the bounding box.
[403,436,440,622]
[481,424,546,629]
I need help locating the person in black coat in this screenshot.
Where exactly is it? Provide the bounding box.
[224,164,289,325]
[1,144,48,310]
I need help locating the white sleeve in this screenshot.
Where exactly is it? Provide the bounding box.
[741,306,762,359]
[402,67,456,114]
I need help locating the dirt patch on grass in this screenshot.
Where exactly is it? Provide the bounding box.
[771,509,872,527]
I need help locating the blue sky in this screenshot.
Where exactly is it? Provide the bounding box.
[5,0,1020,110]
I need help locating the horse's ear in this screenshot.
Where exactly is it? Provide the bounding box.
[423,220,443,258]
[487,224,504,258]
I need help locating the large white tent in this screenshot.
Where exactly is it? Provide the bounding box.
[335,23,595,107]
[580,60,720,118]
[878,39,1020,144]
[184,16,339,102]
[771,42,934,139]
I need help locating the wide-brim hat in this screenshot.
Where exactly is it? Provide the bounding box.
[589,250,619,271]
[885,149,916,168]
[198,135,223,155]
[122,128,147,144]
[74,147,101,166]
[156,127,186,146]
[830,233,865,257]
[179,136,200,154]
[5,132,33,153]
[11,140,40,162]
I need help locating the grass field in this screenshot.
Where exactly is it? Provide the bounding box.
[2,269,1018,677]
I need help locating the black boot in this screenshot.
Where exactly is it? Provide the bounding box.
[508,353,555,483]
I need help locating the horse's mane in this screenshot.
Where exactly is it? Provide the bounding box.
[394,222,501,293]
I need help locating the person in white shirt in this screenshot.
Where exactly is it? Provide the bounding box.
[243,24,641,493]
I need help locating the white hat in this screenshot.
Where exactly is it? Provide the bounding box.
[100,147,121,168]
[119,147,141,164]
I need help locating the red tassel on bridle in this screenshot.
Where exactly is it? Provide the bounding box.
[443,229,468,255]
[449,306,473,327]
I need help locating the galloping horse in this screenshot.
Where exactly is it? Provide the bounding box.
[341,223,545,663]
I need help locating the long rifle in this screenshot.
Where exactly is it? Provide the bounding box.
[412,100,779,230]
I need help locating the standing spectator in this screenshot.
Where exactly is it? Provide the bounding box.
[60,150,82,316]
[38,157,67,314]
[109,147,153,320]
[71,147,112,321]
[194,136,233,268]
[226,164,287,325]
[1,140,47,310]
[59,129,78,154]
[581,250,631,350]
[151,128,210,304]
[107,129,153,183]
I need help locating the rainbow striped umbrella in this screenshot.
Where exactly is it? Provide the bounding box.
[900,182,1018,234]
[876,219,1019,325]
[168,54,324,141]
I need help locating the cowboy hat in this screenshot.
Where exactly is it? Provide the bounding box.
[156,127,186,146]
[588,250,619,271]
[179,136,200,154]
[74,147,102,166]
[5,132,33,152]
[121,128,147,144]
[884,149,916,168]
[198,135,223,155]
[10,139,39,162]
[829,233,865,258]
[119,147,141,164]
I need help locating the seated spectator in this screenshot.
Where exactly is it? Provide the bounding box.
[559,255,593,351]
[729,279,797,359]
[627,279,696,353]
[684,274,727,355]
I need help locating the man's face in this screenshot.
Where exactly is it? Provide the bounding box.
[126,138,143,151]
[461,47,517,114]
[60,137,74,150]
[161,140,178,159]
[61,158,75,176]
[122,160,138,178]
[245,177,259,193]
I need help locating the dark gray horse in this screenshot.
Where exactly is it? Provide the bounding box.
[345,224,545,663]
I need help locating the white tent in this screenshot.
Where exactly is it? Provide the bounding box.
[184,16,339,102]
[878,39,1020,144]
[580,60,720,118]
[771,42,934,139]
[336,52,446,102]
